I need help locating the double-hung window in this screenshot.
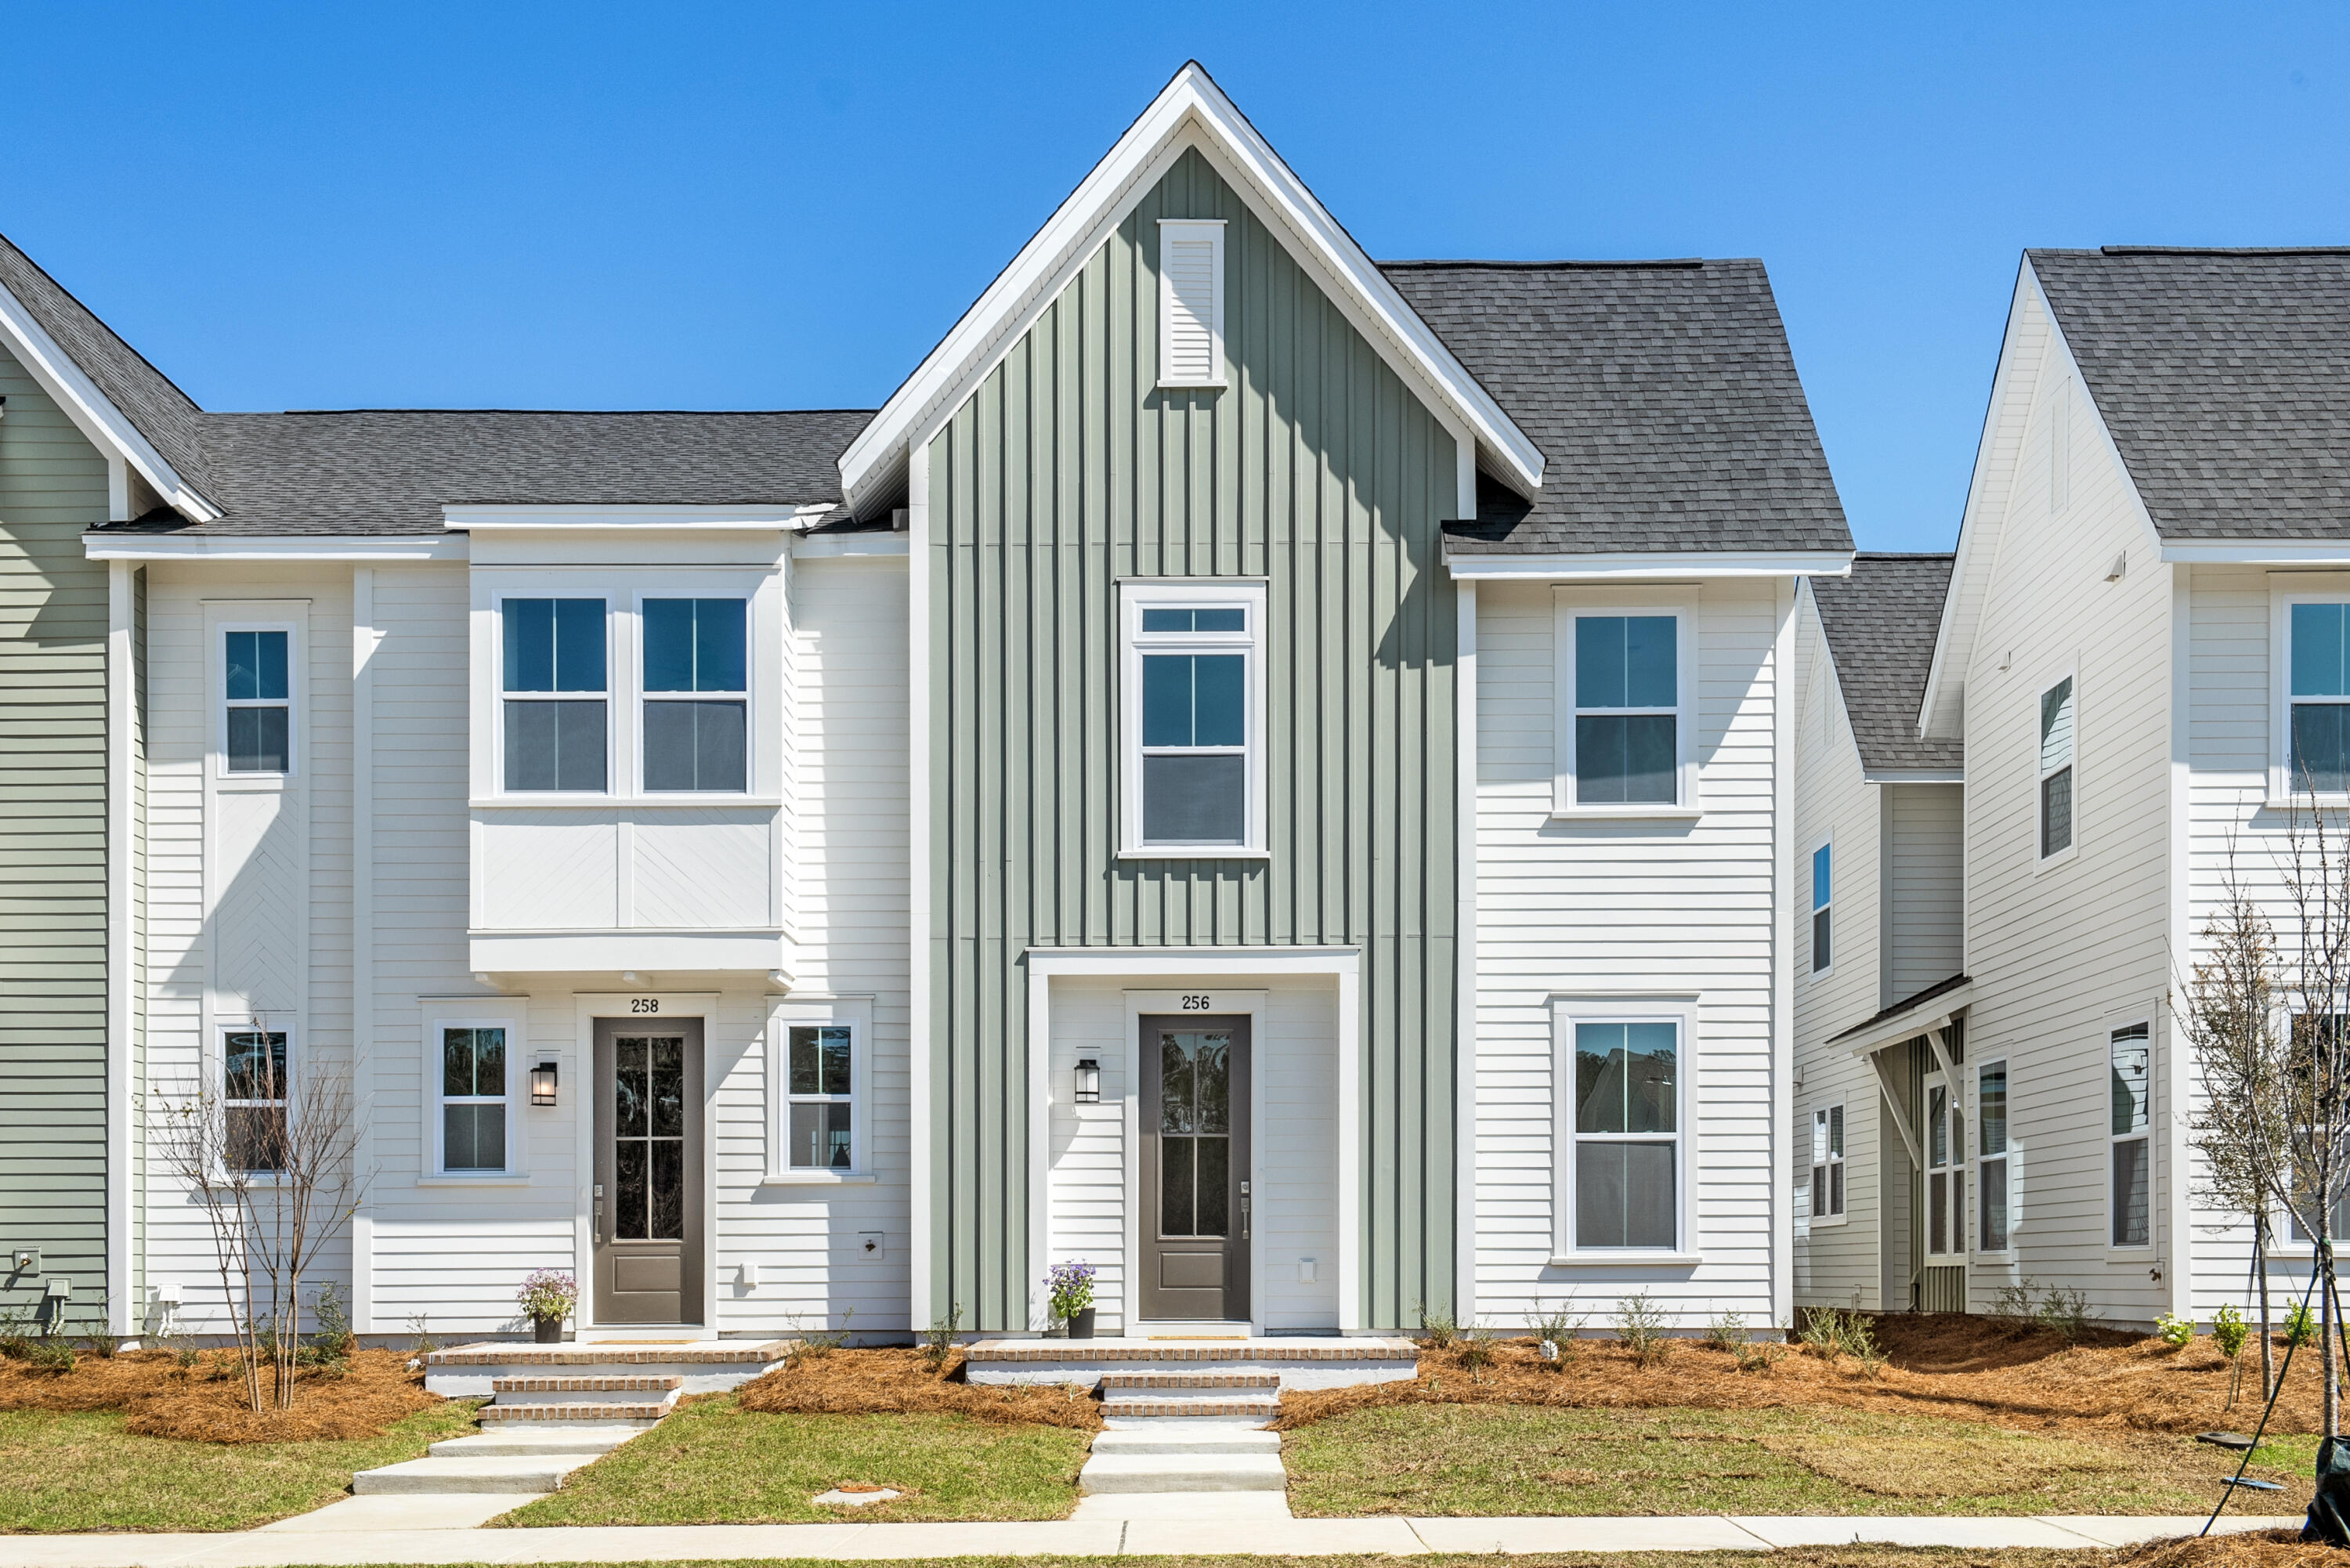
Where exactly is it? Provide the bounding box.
[2109,1022,2151,1247]
[1810,842,1832,974]
[642,598,748,793]
[224,629,292,774]
[224,1029,289,1173]
[502,598,607,792]
[1567,1019,1680,1250]
[785,1024,854,1170]
[1570,613,1681,805]
[439,1027,509,1173]
[1977,1060,2010,1252]
[2288,602,2350,794]
[2038,675,2075,859]
[1810,1104,1845,1221]
[1926,1075,1965,1256]
[1123,584,1264,855]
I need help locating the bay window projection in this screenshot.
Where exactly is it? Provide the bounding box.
[503,598,606,792]
[1977,1060,2009,1252]
[440,1027,508,1173]
[1810,1104,1845,1220]
[2110,1023,2151,1248]
[1574,615,1679,804]
[1811,842,1832,973]
[786,1024,854,1170]
[642,598,748,793]
[2038,676,2075,858]
[1126,591,1262,852]
[1571,1021,1679,1249]
[2290,602,2350,793]
[224,1029,289,1173]
[223,630,291,773]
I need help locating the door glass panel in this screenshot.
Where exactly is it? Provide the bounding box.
[1161,1137,1195,1234]
[650,1037,685,1136]
[1157,1030,1232,1238]
[616,1139,648,1240]
[616,1039,648,1136]
[1195,1134,1229,1235]
[614,1035,686,1243]
[1195,1033,1231,1133]
[1159,1037,1195,1133]
[650,1139,684,1239]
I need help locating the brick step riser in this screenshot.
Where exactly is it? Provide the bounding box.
[1101,1399,1280,1419]
[972,1361,1414,1392]
[479,1402,674,1423]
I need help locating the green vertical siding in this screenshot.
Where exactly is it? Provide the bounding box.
[0,342,111,1326]
[925,149,1460,1330]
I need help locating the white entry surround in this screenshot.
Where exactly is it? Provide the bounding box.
[1025,948,1361,1335]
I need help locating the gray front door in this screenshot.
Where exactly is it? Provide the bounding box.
[1139,1015,1250,1321]
[593,1018,704,1325]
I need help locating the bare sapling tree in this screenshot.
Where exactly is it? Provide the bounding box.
[2179,860,2286,1401]
[156,1027,363,1414]
[2272,797,2350,1441]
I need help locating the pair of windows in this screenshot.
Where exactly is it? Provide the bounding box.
[1810,1105,1845,1220]
[1123,589,1264,853]
[499,597,748,794]
[1568,613,1685,806]
[1566,1018,1681,1251]
[1925,1075,1967,1256]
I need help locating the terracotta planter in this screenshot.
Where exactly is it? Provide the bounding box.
[533,1313,564,1344]
[1067,1306,1096,1340]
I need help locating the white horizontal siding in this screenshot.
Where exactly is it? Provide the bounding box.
[1885,783,1964,1002]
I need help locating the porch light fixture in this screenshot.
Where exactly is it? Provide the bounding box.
[1074,1058,1101,1104]
[531,1061,559,1107]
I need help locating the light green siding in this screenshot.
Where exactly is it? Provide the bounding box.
[0,341,111,1327]
[924,149,1460,1330]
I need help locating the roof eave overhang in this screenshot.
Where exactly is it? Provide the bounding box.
[442,503,833,532]
[85,533,465,562]
[1444,548,1853,582]
[836,63,1542,515]
[1837,981,1974,1057]
[2160,540,2350,565]
[1862,767,1965,784]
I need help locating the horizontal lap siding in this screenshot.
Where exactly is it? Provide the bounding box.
[1473,579,1784,1330]
[927,148,1459,1330]
[0,344,110,1323]
[1885,784,1964,1002]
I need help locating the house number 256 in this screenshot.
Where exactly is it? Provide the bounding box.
[1180,995,1212,1011]
[630,997,660,1014]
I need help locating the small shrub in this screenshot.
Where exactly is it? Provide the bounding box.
[1615,1292,1670,1367]
[2285,1301,2318,1349]
[1988,1277,2039,1327]
[1528,1301,1587,1366]
[310,1281,355,1362]
[1415,1299,1459,1349]
[1704,1309,1749,1354]
[2155,1311,2196,1349]
[407,1313,439,1357]
[790,1307,855,1360]
[1798,1306,1847,1360]
[0,1305,32,1360]
[921,1302,963,1373]
[2213,1303,2251,1362]
[1454,1325,1499,1371]
[1734,1336,1782,1374]
[24,1339,75,1375]
[2036,1286,2093,1344]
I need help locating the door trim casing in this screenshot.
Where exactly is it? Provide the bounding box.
[1137,1012,1253,1324]
[573,991,719,1331]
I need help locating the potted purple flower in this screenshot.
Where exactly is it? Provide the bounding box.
[1047,1260,1097,1340]
[518,1269,577,1343]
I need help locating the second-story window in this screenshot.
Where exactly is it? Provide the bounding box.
[503,598,606,792]
[2037,675,2075,858]
[1122,583,1265,856]
[1811,842,1833,974]
[224,630,291,774]
[1573,614,1679,804]
[2290,602,2350,793]
[643,598,747,793]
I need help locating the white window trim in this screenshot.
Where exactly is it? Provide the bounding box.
[764,995,876,1183]
[1118,579,1269,859]
[1549,995,1697,1263]
[490,589,616,799]
[1155,219,1228,390]
[1922,1068,1966,1258]
[631,590,756,799]
[214,617,302,785]
[1974,1057,2016,1259]
[2034,665,2079,870]
[1809,836,1833,978]
[216,1021,295,1180]
[422,1008,529,1183]
[2270,588,2350,805]
[1552,591,1701,818]
[2108,1019,2155,1252]
[1808,1101,1847,1227]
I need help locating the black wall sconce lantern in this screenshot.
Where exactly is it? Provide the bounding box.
[1074,1057,1101,1104]
[531,1061,560,1107]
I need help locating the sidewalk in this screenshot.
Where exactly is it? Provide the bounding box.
[0,1512,2301,1565]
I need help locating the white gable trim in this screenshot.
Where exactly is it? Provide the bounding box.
[837,62,1542,513]
[1447,549,1852,581]
[0,282,219,523]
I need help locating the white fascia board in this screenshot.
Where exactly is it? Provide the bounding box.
[2160,540,2350,565]
[443,503,827,531]
[837,63,1543,509]
[1863,768,1966,784]
[0,283,219,522]
[792,532,910,560]
[1444,549,1854,581]
[85,533,466,562]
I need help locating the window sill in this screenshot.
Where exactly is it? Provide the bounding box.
[1546,1252,1702,1268]
[2032,844,2079,875]
[1549,804,1704,822]
[1116,846,1273,862]
[472,796,783,810]
[1806,1216,1849,1229]
[1155,378,1230,392]
[416,1174,533,1187]
[761,1171,879,1187]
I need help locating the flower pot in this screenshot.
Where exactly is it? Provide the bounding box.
[533,1313,564,1344]
[1067,1306,1096,1341]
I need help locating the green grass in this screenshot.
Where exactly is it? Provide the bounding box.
[0,1403,480,1533]
[1282,1403,2313,1518]
[251,1554,2126,1568]
[499,1396,1090,1526]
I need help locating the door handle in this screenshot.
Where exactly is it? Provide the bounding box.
[1240,1181,1251,1242]
[593,1183,604,1245]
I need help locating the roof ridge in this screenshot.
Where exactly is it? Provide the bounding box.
[0,227,204,414]
[2086,244,2350,258]
[1379,258,1710,271]
[262,407,880,417]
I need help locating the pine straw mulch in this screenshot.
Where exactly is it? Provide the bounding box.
[736,1346,1101,1429]
[0,1347,443,1443]
[2117,1527,2332,1566]
[1274,1315,2334,1440]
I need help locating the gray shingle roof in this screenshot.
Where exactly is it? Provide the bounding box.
[2030,247,2350,541]
[1382,259,1853,556]
[0,229,223,508]
[1809,552,1961,773]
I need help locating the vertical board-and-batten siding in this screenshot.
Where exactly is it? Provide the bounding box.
[0,341,110,1324]
[924,148,1462,1331]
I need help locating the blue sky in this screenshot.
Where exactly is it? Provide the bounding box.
[6,2,2346,549]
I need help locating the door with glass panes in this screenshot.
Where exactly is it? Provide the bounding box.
[1139,1017,1251,1321]
[593,1017,705,1324]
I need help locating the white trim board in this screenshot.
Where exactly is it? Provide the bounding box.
[1448,551,1853,581]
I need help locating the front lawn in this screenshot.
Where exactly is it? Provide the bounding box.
[0,1403,479,1532]
[499,1395,1090,1525]
[1282,1403,2310,1518]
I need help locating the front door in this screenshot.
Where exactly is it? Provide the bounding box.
[593,1017,705,1324]
[1139,1015,1250,1322]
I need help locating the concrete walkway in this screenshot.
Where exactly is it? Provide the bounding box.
[0,1512,2301,1564]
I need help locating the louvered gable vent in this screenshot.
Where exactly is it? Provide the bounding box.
[1157,219,1227,388]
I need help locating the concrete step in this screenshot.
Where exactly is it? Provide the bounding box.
[1091,1425,1282,1457]
[478,1400,672,1423]
[425,1339,793,1397]
[489,1375,679,1403]
[1071,1490,1295,1519]
[1079,1452,1289,1494]
[430,1425,646,1458]
[351,1454,592,1495]
[967,1336,1415,1392]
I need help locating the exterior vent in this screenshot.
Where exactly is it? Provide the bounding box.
[1157,219,1227,389]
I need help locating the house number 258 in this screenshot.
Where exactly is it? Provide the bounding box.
[1180,995,1212,1011]
[630,998,660,1013]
